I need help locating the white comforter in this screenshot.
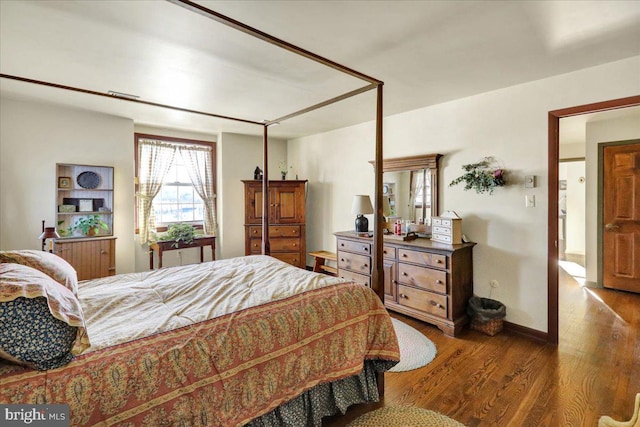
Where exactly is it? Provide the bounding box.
[78,255,348,351]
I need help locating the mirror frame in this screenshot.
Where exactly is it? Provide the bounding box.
[369,153,442,219]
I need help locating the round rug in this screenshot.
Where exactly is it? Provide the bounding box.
[388,318,437,372]
[346,406,465,427]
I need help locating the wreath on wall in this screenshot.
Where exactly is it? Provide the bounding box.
[449,157,506,194]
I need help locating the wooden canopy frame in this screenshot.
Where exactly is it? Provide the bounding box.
[0,1,386,312]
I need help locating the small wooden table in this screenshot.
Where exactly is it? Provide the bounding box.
[309,250,338,276]
[149,235,215,269]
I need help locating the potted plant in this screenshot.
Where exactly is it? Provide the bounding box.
[163,223,197,248]
[449,157,506,194]
[278,160,292,180]
[71,214,109,236]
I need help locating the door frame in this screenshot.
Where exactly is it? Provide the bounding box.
[547,95,640,345]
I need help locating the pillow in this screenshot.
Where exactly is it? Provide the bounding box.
[0,250,78,296]
[0,263,90,370]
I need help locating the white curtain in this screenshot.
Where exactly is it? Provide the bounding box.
[137,140,177,244]
[179,145,218,237]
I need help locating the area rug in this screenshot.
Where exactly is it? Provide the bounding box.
[388,318,437,372]
[346,406,465,427]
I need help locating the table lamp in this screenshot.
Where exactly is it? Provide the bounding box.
[39,220,60,252]
[351,195,373,233]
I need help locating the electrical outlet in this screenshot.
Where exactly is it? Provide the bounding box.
[489,279,499,288]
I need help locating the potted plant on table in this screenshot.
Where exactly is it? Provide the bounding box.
[71,215,109,236]
[162,223,197,248]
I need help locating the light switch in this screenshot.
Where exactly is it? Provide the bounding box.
[525,195,535,208]
[525,175,536,188]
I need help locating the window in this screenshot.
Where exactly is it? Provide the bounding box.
[154,154,205,224]
[134,133,217,243]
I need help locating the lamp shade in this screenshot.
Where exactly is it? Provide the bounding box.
[351,195,374,215]
[38,227,60,240]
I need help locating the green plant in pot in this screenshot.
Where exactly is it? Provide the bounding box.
[163,223,197,248]
[71,215,109,236]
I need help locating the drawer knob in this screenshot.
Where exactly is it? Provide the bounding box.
[400,293,408,299]
[341,258,345,262]
[363,246,368,251]
[436,259,442,264]
[402,272,408,276]
[436,279,442,284]
[363,264,368,268]
[100,250,106,254]
[340,243,345,247]
[402,253,407,257]
[253,230,257,234]
[392,280,397,284]
[430,300,443,309]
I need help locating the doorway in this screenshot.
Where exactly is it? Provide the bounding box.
[547,95,640,345]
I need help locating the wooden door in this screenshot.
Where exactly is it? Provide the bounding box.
[383,259,397,303]
[272,183,305,224]
[244,183,263,224]
[603,142,640,292]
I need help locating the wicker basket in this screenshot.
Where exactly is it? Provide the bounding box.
[470,317,503,336]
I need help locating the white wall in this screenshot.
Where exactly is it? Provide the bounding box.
[585,113,640,284]
[288,55,640,333]
[561,161,586,258]
[0,98,136,273]
[218,132,287,260]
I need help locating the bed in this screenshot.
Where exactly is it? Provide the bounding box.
[0,251,399,426]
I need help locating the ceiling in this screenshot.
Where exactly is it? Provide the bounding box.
[1,0,639,139]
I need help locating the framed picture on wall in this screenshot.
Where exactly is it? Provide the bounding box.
[58,176,72,188]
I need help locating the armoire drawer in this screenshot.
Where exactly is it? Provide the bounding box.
[397,285,448,319]
[270,238,301,252]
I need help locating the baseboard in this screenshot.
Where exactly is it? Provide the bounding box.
[503,321,548,344]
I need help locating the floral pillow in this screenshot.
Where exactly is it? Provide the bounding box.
[0,250,78,296]
[0,263,90,370]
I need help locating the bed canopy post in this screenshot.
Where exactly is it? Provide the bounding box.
[262,124,271,256]
[372,83,384,301]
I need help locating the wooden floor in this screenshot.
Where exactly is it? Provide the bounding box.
[324,264,640,426]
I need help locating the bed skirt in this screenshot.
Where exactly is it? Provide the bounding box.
[246,360,394,427]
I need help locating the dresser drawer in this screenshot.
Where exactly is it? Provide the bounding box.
[432,217,453,227]
[431,233,452,244]
[398,249,447,269]
[398,263,447,294]
[398,285,448,318]
[338,269,371,287]
[338,252,371,274]
[271,252,302,266]
[337,238,371,255]
[383,245,396,259]
[432,225,451,235]
[248,225,301,238]
[270,238,301,252]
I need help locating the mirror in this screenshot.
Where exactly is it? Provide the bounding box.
[370,154,441,226]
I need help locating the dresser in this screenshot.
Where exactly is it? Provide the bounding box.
[243,180,307,268]
[335,231,475,336]
[53,236,116,281]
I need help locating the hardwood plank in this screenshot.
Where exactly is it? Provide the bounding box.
[323,266,640,426]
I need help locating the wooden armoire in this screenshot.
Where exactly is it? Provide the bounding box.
[242,180,307,268]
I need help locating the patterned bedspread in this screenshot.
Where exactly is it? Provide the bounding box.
[0,256,399,426]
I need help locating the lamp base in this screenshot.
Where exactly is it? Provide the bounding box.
[355,214,369,233]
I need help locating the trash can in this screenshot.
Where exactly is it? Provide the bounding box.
[467,296,506,336]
